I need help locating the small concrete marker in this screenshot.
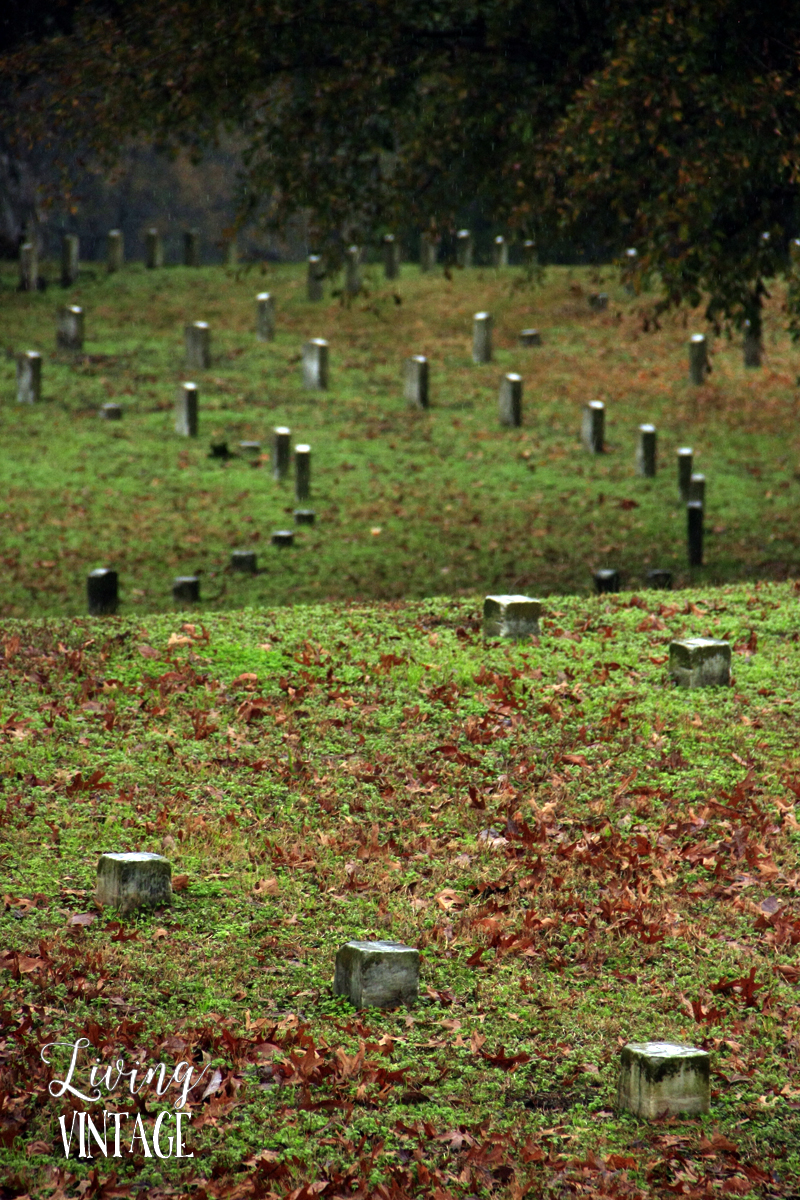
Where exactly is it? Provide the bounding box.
[404,355,429,409]
[499,373,523,427]
[61,234,79,287]
[669,638,730,688]
[17,351,42,403]
[594,568,620,594]
[743,319,762,368]
[175,382,199,437]
[618,1042,710,1118]
[273,425,291,481]
[19,242,38,292]
[383,234,400,280]
[472,312,492,364]
[295,443,311,501]
[522,239,537,267]
[185,321,211,370]
[107,229,124,273]
[239,440,261,461]
[256,292,275,342]
[294,508,315,525]
[231,549,257,573]
[210,441,230,459]
[100,402,123,420]
[307,254,324,301]
[636,423,657,477]
[519,328,542,347]
[173,576,200,603]
[345,244,361,295]
[272,529,295,547]
[420,233,439,272]
[646,569,673,590]
[96,852,172,914]
[589,292,608,311]
[334,940,419,1009]
[677,447,693,500]
[303,338,329,389]
[582,401,605,453]
[492,235,508,268]
[689,333,708,384]
[87,567,118,615]
[57,305,84,352]
[145,228,164,269]
[687,500,704,566]
[456,229,473,269]
[483,595,542,638]
[183,229,200,267]
[688,473,705,505]
[225,237,238,267]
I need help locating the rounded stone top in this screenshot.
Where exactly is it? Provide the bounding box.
[625,1041,707,1058]
[690,333,706,343]
[274,425,291,435]
[678,446,693,454]
[308,254,321,262]
[485,593,539,606]
[495,235,505,243]
[411,354,427,364]
[182,381,198,390]
[673,637,729,650]
[89,567,114,578]
[26,350,42,359]
[521,328,539,335]
[505,373,522,382]
[588,400,605,410]
[174,575,199,584]
[457,229,470,237]
[99,851,169,864]
[193,321,209,329]
[257,291,271,300]
[639,423,656,432]
[345,940,417,954]
[67,305,83,315]
[309,337,328,346]
[474,311,490,320]
[295,443,311,453]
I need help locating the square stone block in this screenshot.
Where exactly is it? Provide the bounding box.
[334,940,419,1009]
[618,1041,710,1118]
[483,594,541,639]
[96,852,172,913]
[669,638,730,688]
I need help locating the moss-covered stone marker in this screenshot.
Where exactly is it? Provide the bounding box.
[618,1041,709,1118]
[483,595,541,639]
[334,940,419,1009]
[96,851,172,914]
[669,638,730,688]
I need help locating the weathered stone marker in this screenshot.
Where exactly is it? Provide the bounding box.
[677,447,693,500]
[17,352,42,403]
[483,595,541,638]
[687,500,704,566]
[345,245,361,295]
[646,569,672,590]
[594,568,620,594]
[185,321,211,370]
[88,567,118,615]
[96,852,172,914]
[456,229,473,269]
[61,234,79,287]
[295,444,311,500]
[689,333,708,384]
[420,233,439,272]
[688,473,705,505]
[225,237,238,267]
[618,1042,710,1118]
[256,292,275,342]
[472,312,492,364]
[499,373,523,427]
[272,529,295,547]
[589,292,608,311]
[175,382,199,437]
[210,441,230,459]
[100,402,123,420]
[19,242,38,292]
[307,255,324,301]
[145,228,164,269]
[294,508,315,525]
[107,229,124,273]
[522,239,537,267]
[743,319,761,368]
[582,401,605,453]
[57,306,84,352]
[669,638,730,687]
[404,355,429,409]
[273,426,291,481]
[239,440,261,460]
[183,229,200,267]
[333,940,419,1009]
[492,236,508,268]
[519,328,542,347]
[231,549,257,573]
[303,338,329,389]
[173,576,200,603]
[383,234,400,279]
[636,423,657,477]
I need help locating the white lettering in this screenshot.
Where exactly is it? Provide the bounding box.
[108,1110,127,1157]
[84,1111,108,1158]
[176,1111,194,1158]
[153,1110,174,1158]
[128,1113,153,1158]
[42,1039,101,1104]
[58,1111,79,1158]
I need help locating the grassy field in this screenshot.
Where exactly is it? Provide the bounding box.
[1,582,800,1197]
[0,257,799,619]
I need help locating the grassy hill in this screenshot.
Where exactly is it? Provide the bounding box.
[1,257,799,619]
[1,582,799,1196]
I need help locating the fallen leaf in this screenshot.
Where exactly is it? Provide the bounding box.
[254,877,280,896]
[172,874,189,892]
[68,912,96,927]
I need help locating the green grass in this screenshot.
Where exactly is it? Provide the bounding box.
[1,582,800,1196]
[0,258,799,618]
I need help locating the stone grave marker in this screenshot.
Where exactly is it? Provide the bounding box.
[231,550,257,572]
[456,229,473,269]
[96,852,172,914]
[636,423,657,477]
[499,373,523,427]
[303,339,329,389]
[589,292,608,311]
[743,319,761,368]
[472,312,492,363]
[687,500,703,566]
[173,576,200,603]
[383,234,400,279]
[57,306,84,352]
[87,567,118,615]
[689,333,708,384]
[295,444,311,500]
[334,940,419,1009]
[185,321,211,370]
[688,473,705,504]
[420,233,439,272]
[594,568,620,594]
[107,229,124,273]
[272,530,295,547]
[273,426,291,481]
[677,447,693,500]
[307,255,324,301]
[669,638,730,687]
[61,234,79,287]
[582,401,605,453]
[183,230,200,267]
[225,237,238,266]
[492,236,508,268]
[522,239,537,267]
[404,356,429,409]
[646,569,672,590]
[145,228,164,269]
[519,329,542,347]
[483,595,541,638]
[19,242,38,292]
[345,245,361,295]
[256,292,275,342]
[618,1042,710,1118]
[210,441,230,459]
[294,509,315,525]
[175,382,199,437]
[239,440,261,461]
[17,352,42,403]
[100,402,123,420]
